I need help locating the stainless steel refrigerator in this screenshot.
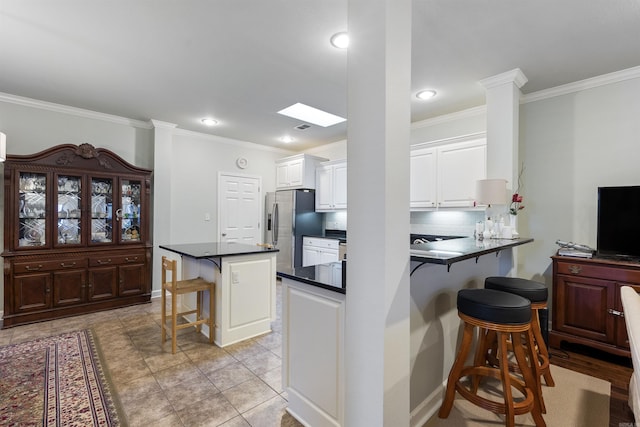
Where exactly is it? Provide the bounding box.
[265,189,323,271]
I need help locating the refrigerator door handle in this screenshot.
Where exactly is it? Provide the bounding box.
[273,203,279,245]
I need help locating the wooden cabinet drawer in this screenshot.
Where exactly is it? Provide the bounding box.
[14,258,87,274]
[89,252,145,267]
[556,260,640,283]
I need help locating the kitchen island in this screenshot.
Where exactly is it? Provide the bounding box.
[278,237,534,427]
[159,242,278,347]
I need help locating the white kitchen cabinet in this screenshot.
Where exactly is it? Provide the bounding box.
[410,147,437,208]
[302,237,340,267]
[276,154,328,190]
[315,160,347,211]
[410,137,486,209]
[282,278,345,427]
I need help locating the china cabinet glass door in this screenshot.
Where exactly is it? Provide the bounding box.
[90,177,114,244]
[18,172,47,247]
[55,174,82,246]
[119,179,142,242]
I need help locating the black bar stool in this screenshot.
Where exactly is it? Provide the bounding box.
[485,276,555,412]
[439,288,546,427]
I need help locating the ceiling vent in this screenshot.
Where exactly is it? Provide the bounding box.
[294,124,311,131]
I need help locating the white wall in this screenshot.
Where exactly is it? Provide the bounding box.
[517,74,640,297]
[167,130,289,244]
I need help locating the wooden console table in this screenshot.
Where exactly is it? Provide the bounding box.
[550,255,640,357]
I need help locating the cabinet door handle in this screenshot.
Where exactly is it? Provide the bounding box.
[568,265,582,274]
[125,257,138,262]
[608,308,624,317]
[25,265,43,271]
[60,262,76,268]
[97,259,112,265]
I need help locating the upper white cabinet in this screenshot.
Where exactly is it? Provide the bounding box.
[315,160,347,212]
[410,137,486,209]
[410,147,437,209]
[276,154,328,190]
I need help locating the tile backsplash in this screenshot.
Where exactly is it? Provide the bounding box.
[410,210,485,237]
[324,211,347,231]
[322,209,486,237]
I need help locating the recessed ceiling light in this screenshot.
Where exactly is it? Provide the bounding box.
[281,136,294,143]
[201,118,218,126]
[416,90,437,100]
[278,103,346,127]
[330,32,349,49]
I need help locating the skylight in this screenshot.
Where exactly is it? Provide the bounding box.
[277,103,346,127]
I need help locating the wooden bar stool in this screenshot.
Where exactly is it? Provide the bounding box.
[485,276,555,413]
[161,256,216,354]
[439,288,545,427]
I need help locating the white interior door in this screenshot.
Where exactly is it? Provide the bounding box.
[218,173,262,243]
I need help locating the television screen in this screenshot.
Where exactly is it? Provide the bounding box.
[597,185,640,260]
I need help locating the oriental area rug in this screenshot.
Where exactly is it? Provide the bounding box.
[0,329,122,426]
[425,364,610,426]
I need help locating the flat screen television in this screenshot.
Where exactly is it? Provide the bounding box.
[596,185,640,260]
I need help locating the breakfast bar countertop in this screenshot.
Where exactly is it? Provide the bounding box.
[159,242,278,259]
[410,237,534,266]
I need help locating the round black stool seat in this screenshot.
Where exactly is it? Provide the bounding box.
[457,288,531,325]
[485,276,548,303]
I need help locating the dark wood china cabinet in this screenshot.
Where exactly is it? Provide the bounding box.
[2,143,152,328]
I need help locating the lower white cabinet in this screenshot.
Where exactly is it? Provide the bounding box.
[282,278,345,427]
[302,237,340,267]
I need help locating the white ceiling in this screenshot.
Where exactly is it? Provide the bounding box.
[2,1,640,151]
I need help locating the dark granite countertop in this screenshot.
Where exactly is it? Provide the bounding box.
[160,242,279,259]
[277,261,346,294]
[303,230,347,243]
[410,237,534,266]
[278,237,533,291]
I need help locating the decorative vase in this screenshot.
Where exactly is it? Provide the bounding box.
[509,214,519,238]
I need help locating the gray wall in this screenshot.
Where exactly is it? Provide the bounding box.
[517,75,640,294]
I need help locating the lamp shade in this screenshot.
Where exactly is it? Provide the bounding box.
[476,178,508,205]
[0,132,6,162]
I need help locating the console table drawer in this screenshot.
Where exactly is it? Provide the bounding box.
[556,260,640,283]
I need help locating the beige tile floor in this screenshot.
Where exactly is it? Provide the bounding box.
[0,282,303,427]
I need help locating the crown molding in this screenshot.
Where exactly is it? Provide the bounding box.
[522,65,640,104]
[172,127,293,155]
[0,91,152,129]
[479,68,528,90]
[411,105,486,130]
[149,119,177,129]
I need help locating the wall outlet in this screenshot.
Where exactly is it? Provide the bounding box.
[204,212,211,221]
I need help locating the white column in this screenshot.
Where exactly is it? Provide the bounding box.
[345,0,411,425]
[480,69,527,275]
[479,68,527,189]
[150,119,177,293]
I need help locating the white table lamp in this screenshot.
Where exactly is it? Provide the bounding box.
[476,178,508,206]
